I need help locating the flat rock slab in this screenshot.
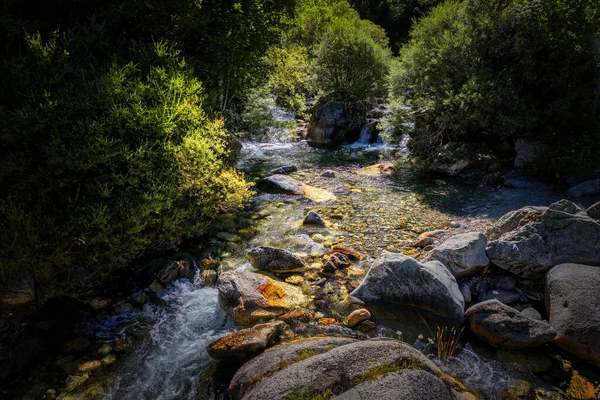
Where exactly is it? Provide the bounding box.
[207,321,285,361]
[247,246,306,273]
[229,337,358,400]
[351,253,465,324]
[486,202,600,279]
[423,232,489,278]
[256,174,336,203]
[331,370,456,400]
[239,339,444,400]
[466,299,556,350]
[546,263,600,366]
[217,271,308,325]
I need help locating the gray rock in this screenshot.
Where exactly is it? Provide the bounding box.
[548,199,583,215]
[303,211,326,226]
[239,339,445,400]
[267,165,298,176]
[332,370,456,400]
[350,253,465,324]
[504,176,548,190]
[217,271,308,325]
[0,274,35,306]
[460,283,472,304]
[207,321,285,362]
[587,201,600,220]
[567,179,600,198]
[514,139,548,169]
[486,207,600,279]
[423,232,489,278]
[479,289,520,304]
[521,307,542,321]
[466,300,556,350]
[155,260,186,284]
[256,174,304,195]
[546,263,600,366]
[307,99,356,146]
[321,170,336,178]
[247,246,306,273]
[230,337,358,399]
[486,206,547,241]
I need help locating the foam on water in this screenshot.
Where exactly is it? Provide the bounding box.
[103,275,233,400]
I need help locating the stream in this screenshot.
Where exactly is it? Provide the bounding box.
[15,104,570,400]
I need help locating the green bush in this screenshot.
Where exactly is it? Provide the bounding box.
[0,38,252,298]
[393,0,600,178]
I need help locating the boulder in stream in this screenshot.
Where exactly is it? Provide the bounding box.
[486,201,600,279]
[567,179,600,198]
[207,321,285,362]
[546,263,600,366]
[247,246,307,273]
[466,299,556,350]
[587,201,600,220]
[217,271,309,325]
[350,253,465,332]
[306,98,356,146]
[423,232,489,278]
[256,174,304,195]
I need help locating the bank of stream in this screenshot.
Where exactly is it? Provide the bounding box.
[12,106,591,400]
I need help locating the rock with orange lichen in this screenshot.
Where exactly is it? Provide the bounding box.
[566,374,597,400]
[207,321,286,361]
[217,271,309,325]
[355,162,395,176]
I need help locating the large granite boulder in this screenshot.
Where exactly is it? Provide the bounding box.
[306,98,356,146]
[229,337,358,399]
[486,202,600,279]
[256,174,304,195]
[423,232,489,278]
[465,300,556,350]
[234,339,452,400]
[247,246,306,273]
[567,179,600,199]
[332,370,457,400]
[350,253,465,329]
[217,271,308,325]
[546,263,600,366]
[207,321,285,361]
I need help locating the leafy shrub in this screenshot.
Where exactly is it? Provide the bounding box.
[0,38,252,298]
[393,0,600,178]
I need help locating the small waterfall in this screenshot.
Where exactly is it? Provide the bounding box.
[102,277,233,400]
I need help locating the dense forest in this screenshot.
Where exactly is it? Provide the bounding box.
[1,0,599,302]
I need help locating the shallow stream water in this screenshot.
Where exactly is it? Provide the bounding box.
[15,105,572,400]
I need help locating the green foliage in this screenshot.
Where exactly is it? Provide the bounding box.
[0,38,252,297]
[264,0,392,116]
[393,0,600,178]
[353,358,422,384]
[295,349,317,362]
[285,388,334,400]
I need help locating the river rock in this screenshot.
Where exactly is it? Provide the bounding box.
[350,253,465,325]
[200,269,218,286]
[466,300,556,350]
[514,138,548,169]
[307,98,356,146]
[521,307,542,321]
[267,165,298,176]
[256,174,304,195]
[345,309,371,328]
[332,370,456,400]
[423,232,489,278]
[217,271,309,325]
[587,201,600,220]
[0,274,36,306]
[207,321,285,361]
[155,260,186,285]
[548,199,584,215]
[229,337,358,399]
[479,289,520,304]
[247,246,306,273]
[236,339,447,400]
[567,179,600,198]
[546,263,600,366]
[486,204,600,279]
[429,142,483,176]
[486,206,547,241]
[303,211,326,226]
